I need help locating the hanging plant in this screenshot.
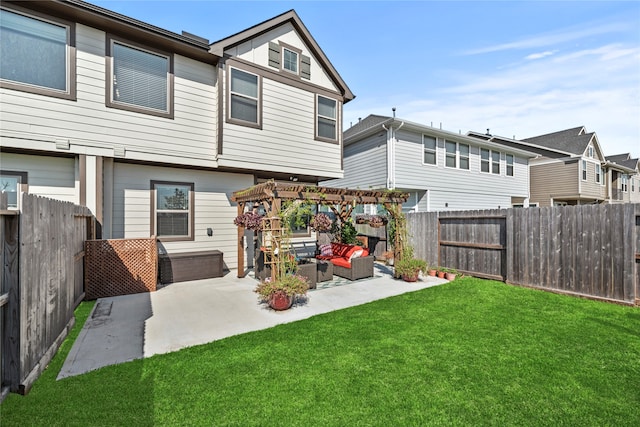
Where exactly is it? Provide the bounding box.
[233,212,264,230]
[310,213,333,232]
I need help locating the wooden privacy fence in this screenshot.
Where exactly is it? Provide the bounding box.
[1,193,93,398]
[407,204,640,306]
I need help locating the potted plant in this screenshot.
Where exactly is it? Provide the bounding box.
[427,267,437,277]
[254,274,309,310]
[233,211,264,230]
[310,213,333,232]
[444,268,458,281]
[436,267,446,279]
[394,257,427,282]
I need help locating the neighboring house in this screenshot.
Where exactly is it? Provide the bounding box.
[322,115,538,212]
[0,0,353,270]
[604,153,640,203]
[468,126,638,207]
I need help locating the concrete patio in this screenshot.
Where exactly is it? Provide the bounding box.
[58,264,448,380]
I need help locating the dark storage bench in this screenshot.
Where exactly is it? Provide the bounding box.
[159,250,223,284]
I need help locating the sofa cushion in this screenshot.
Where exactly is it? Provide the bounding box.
[319,243,333,257]
[331,243,352,258]
[347,246,364,261]
[330,257,352,268]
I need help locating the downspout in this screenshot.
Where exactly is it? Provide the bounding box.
[382,121,404,190]
[382,124,392,189]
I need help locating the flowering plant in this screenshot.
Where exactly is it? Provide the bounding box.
[310,213,333,232]
[233,212,263,230]
[254,274,310,299]
[355,214,388,227]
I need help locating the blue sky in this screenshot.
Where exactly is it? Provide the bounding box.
[91,0,640,157]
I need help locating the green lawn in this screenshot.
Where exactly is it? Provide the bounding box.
[2,277,639,426]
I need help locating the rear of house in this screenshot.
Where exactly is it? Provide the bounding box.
[324,115,537,212]
[0,1,353,271]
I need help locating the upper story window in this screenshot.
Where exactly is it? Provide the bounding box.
[587,146,594,158]
[506,154,514,177]
[459,144,470,170]
[0,7,75,100]
[491,151,501,175]
[481,148,501,174]
[582,160,587,181]
[0,171,27,209]
[316,95,337,142]
[423,136,437,165]
[107,38,173,118]
[283,47,298,74]
[228,67,260,128]
[621,175,628,192]
[444,141,469,170]
[595,164,602,184]
[152,181,194,241]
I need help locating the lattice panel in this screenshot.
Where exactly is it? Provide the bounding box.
[85,238,158,300]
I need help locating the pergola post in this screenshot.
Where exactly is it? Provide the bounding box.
[236,202,245,278]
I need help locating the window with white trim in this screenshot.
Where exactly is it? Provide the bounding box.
[0,171,26,209]
[587,146,594,158]
[445,141,469,170]
[152,181,193,240]
[423,135,436,165]
[108,39,172,116]
[229,67,259,125]
[316,95,337,141]
[481,148,501,174]
[491,151,500,175]
[595,164,602,184]
[582,160,587,181]
[459,144,470,170]
[445,141,457,168]
[506,154,514,177]
[621,175,628,192]
[0,7,74,99]
[283,47,298,74]
[481,148,490,173]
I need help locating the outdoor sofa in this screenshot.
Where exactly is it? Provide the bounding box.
[316,242,375,281]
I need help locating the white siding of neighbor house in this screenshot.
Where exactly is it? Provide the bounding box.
[111,162,253,269]
[220,75,342,178]
[0,23,217,167]
[393,130,529,200]
[0,153,77,203]
[227,23,338,92]
[322,132,388,189]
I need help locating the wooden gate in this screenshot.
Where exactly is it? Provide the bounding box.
[438,212,507,281]
[1,200,19,401]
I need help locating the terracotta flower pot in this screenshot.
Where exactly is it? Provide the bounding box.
[445,272,457,281]
[402,272,419,282]
[428,269,437,277]
[437,271,446,279]
[269,293,293,311]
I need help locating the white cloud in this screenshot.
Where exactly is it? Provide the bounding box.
[345,43,640,157]
[525,50,557,60]
[463,22,630,55]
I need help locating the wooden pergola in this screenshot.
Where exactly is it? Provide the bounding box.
[231,181,410,278]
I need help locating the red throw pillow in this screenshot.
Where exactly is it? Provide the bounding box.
[345,245,363,260]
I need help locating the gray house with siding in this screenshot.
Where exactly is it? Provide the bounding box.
[322,115,537,212]
[0,0,354,270]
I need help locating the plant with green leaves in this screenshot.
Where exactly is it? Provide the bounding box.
[394,256,427,280]
[254,273,309,300]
